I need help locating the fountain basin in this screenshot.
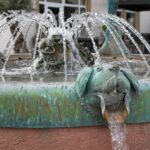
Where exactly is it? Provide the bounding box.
[0,78,149,149]
[0,79,149,128]
[0,124,149,150]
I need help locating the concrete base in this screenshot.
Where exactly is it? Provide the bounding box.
[0,124,149,150]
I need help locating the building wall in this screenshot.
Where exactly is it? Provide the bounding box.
[140,11,150,33]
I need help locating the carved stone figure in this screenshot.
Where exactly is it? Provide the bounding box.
[78,43,94,66]
[76,63,139,123]
[34,36,95,72]
[33,35,66,72]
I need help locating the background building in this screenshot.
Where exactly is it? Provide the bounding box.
[118,0,150,52]
[38,0,109,19]
[38,0,150,34]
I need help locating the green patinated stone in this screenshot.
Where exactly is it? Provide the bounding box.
[0,65,149,128]
[0,82,101,128]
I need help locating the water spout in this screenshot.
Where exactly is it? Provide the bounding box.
[108,116,129,150]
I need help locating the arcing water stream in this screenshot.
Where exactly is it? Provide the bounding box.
[1,10,150,79]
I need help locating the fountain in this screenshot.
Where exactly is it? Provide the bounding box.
[0,9,150,150]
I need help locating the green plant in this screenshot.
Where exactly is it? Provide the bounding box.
[0,0,33,13]
[101,25,107,32]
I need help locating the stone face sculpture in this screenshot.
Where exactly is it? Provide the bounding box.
[78,43,94,66]
[75,63,139,123]
[33,35,66,72]
[33,35,95,72]
[0,64,145,128]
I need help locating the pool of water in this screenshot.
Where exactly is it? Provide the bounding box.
[0,58,149,83]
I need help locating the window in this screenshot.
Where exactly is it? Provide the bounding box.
[80,0,86,5]
[80,8,86,13]
[47,0,62,3]
[126,11,136,27]
[39,4,45,14]
[117,9,138,29]
[48,7,60,21]
[66,0,78,4]
[39,0,87,20]
[117,9,122,17]
[64,7,78,20]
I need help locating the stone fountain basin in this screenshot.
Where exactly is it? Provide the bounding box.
[0,57,150,127]
[0,79,149,149]
[0,55,149,78]
[0,79,149,128]
[1,66,149,149]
